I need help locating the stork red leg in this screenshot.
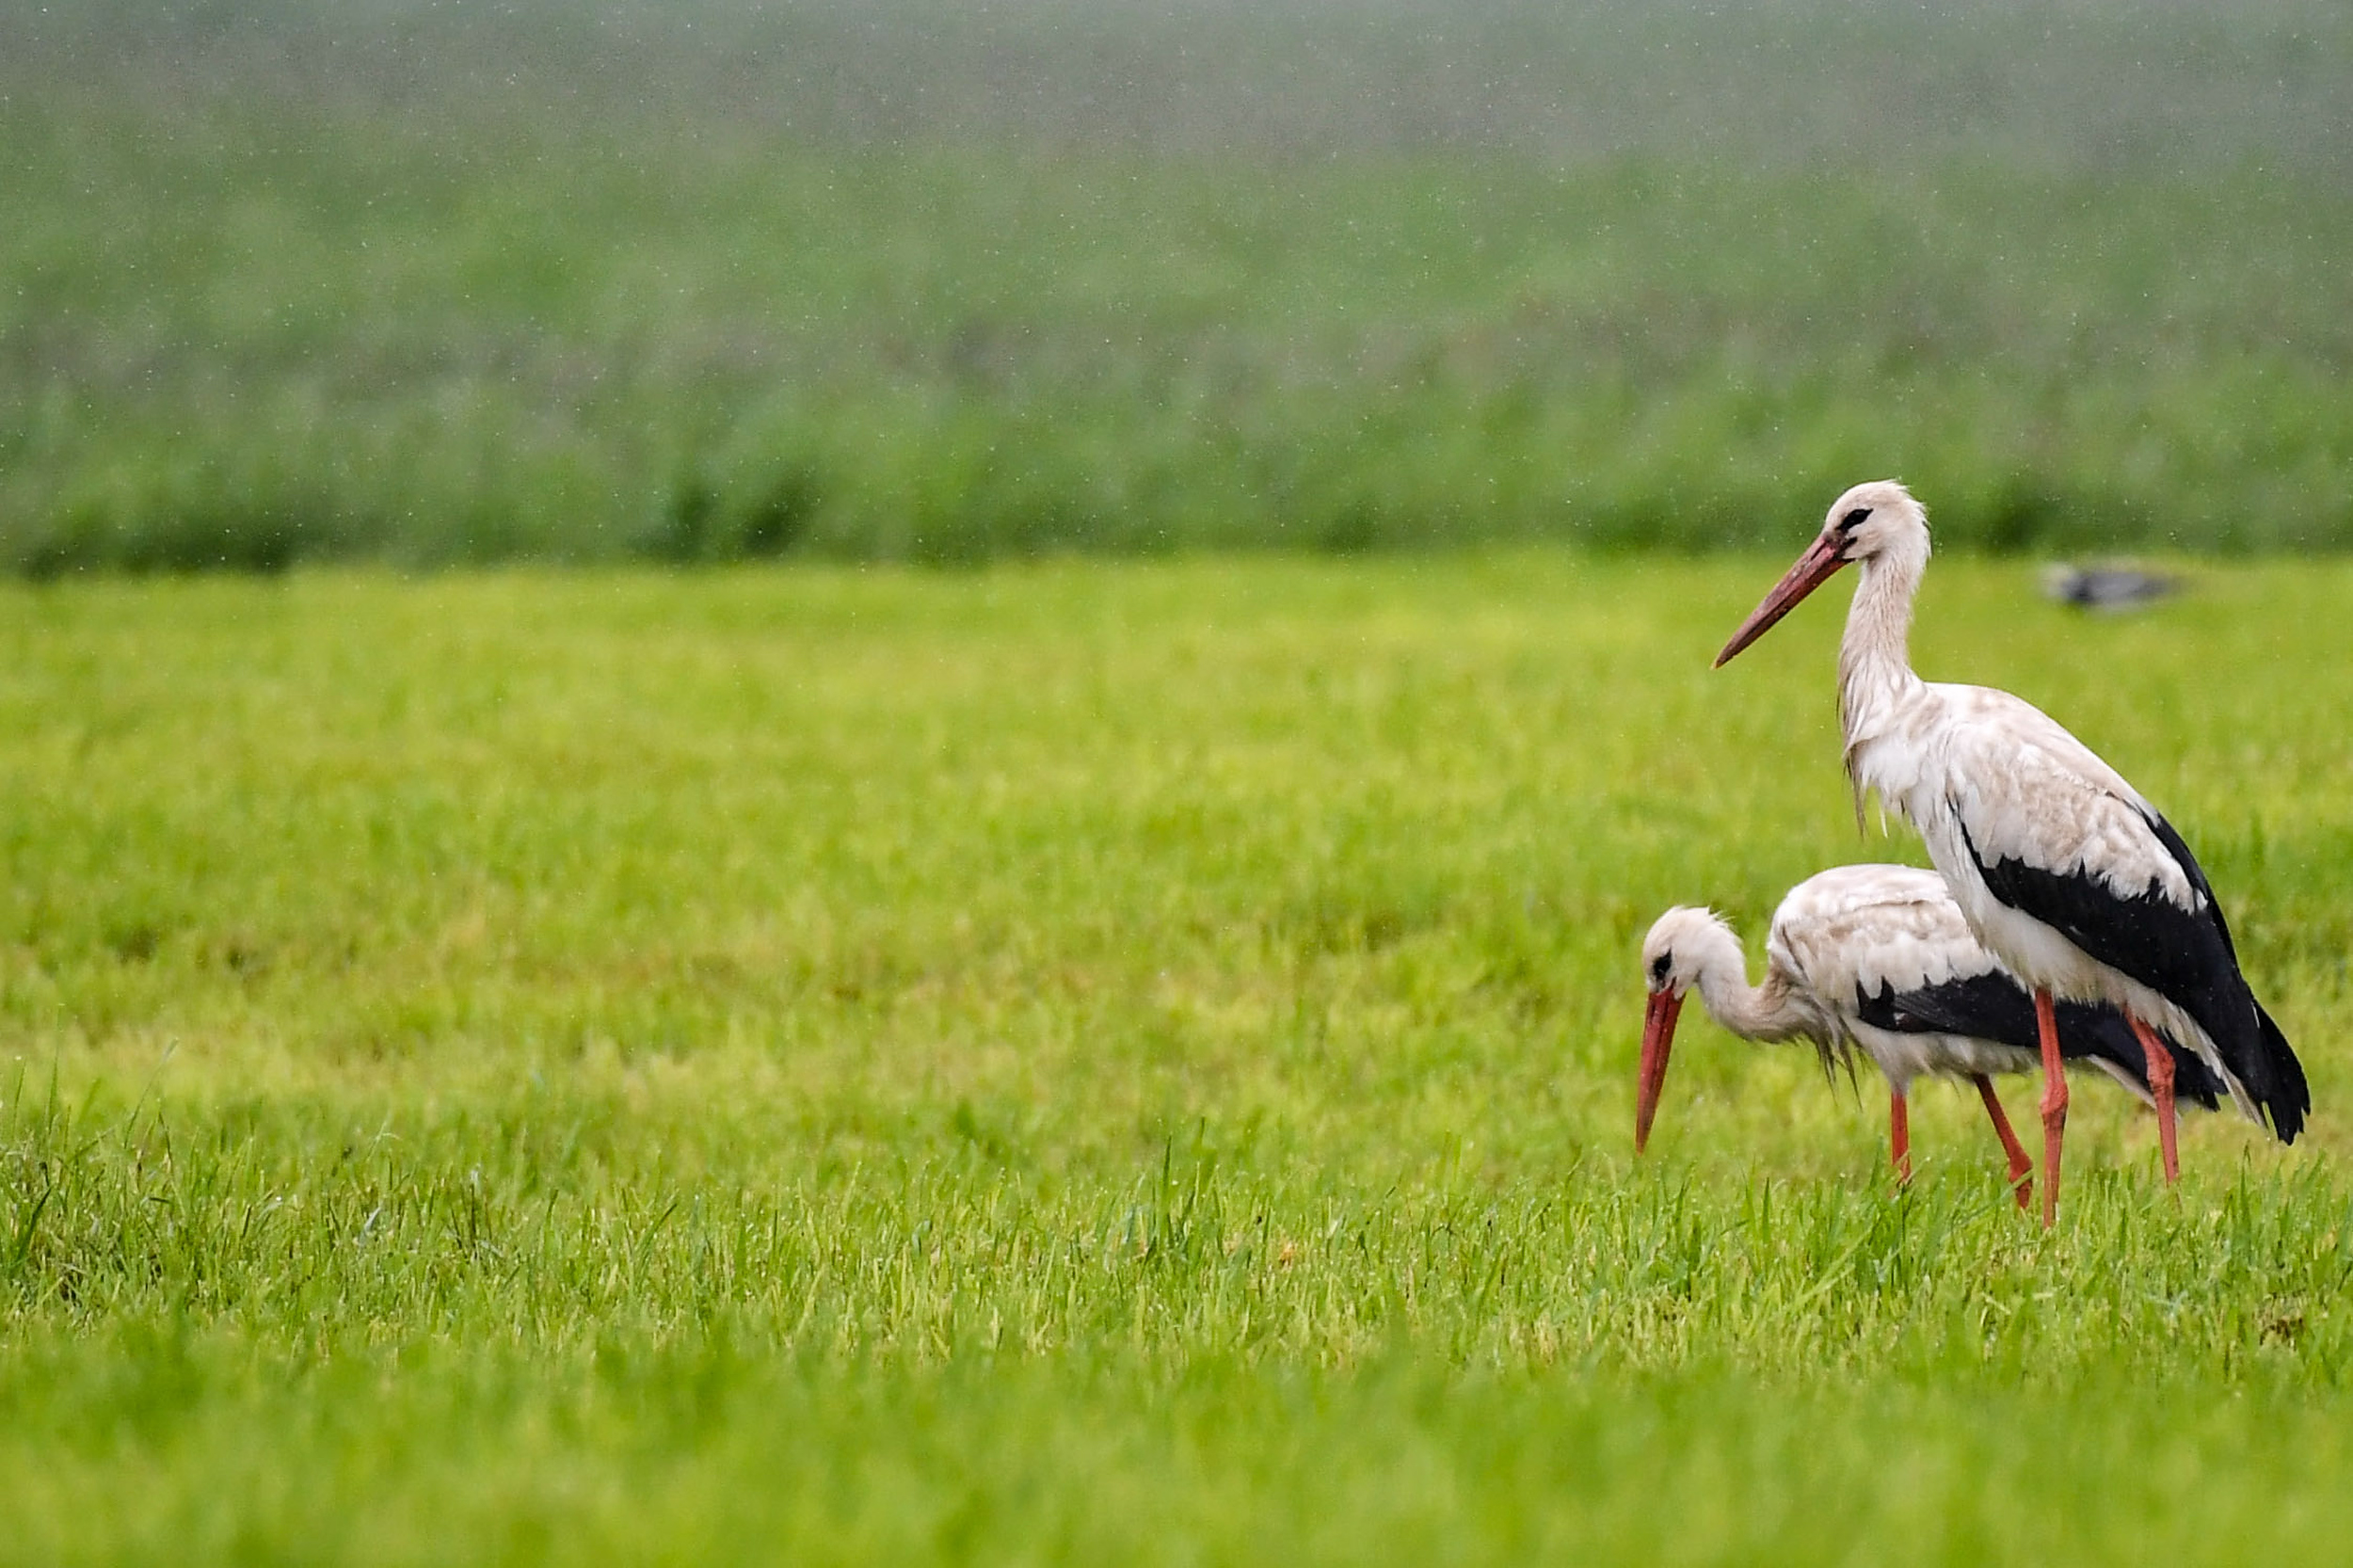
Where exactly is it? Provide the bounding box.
[1971,1074,2033,1212]
[2125,1011,2180,1187]
[1889,1090,1912,1188]
[2034,987,2067,1229]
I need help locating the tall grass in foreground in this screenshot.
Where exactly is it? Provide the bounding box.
[3,0,2351,568]
[0,558,2349,1560]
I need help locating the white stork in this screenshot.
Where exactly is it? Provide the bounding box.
[1714,480,2309,1224]
[1637,865,2224,1207]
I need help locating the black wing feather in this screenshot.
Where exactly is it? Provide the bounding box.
[1956,808,2307,1142]
[1852,971,2223,1108]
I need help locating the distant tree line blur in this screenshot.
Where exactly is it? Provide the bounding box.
[2,0,2348,569]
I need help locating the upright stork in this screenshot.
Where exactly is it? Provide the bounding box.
[1714,480,2308,1224]
[1638,864,2223,1206]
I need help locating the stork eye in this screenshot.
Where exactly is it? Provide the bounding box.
[1649,953,1672,984]
[1839,507,1873,532]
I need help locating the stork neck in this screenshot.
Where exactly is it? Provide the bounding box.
[1692,945,1807,1043]
[1838,543,1928,757]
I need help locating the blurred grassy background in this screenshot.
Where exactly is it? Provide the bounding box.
[3,0,2349,571]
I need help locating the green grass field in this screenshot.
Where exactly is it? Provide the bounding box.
[3,556,2349,1562]
[8,3,2353,1555]
[5,0,2352,567]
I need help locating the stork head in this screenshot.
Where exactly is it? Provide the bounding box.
[1714,479,1929,666]
[1636,905,1737,1153]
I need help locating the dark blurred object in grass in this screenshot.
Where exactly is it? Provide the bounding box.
[2042,564,2182,613]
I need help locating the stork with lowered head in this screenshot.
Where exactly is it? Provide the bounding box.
[1638,864,2225,1205]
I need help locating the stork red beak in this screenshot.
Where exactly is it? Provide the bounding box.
[1714,532,1850,667]
[1635,988,1684,1154]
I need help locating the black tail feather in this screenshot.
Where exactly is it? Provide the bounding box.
[1961,808,2314,1147]
[2251,999,2309,1144]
